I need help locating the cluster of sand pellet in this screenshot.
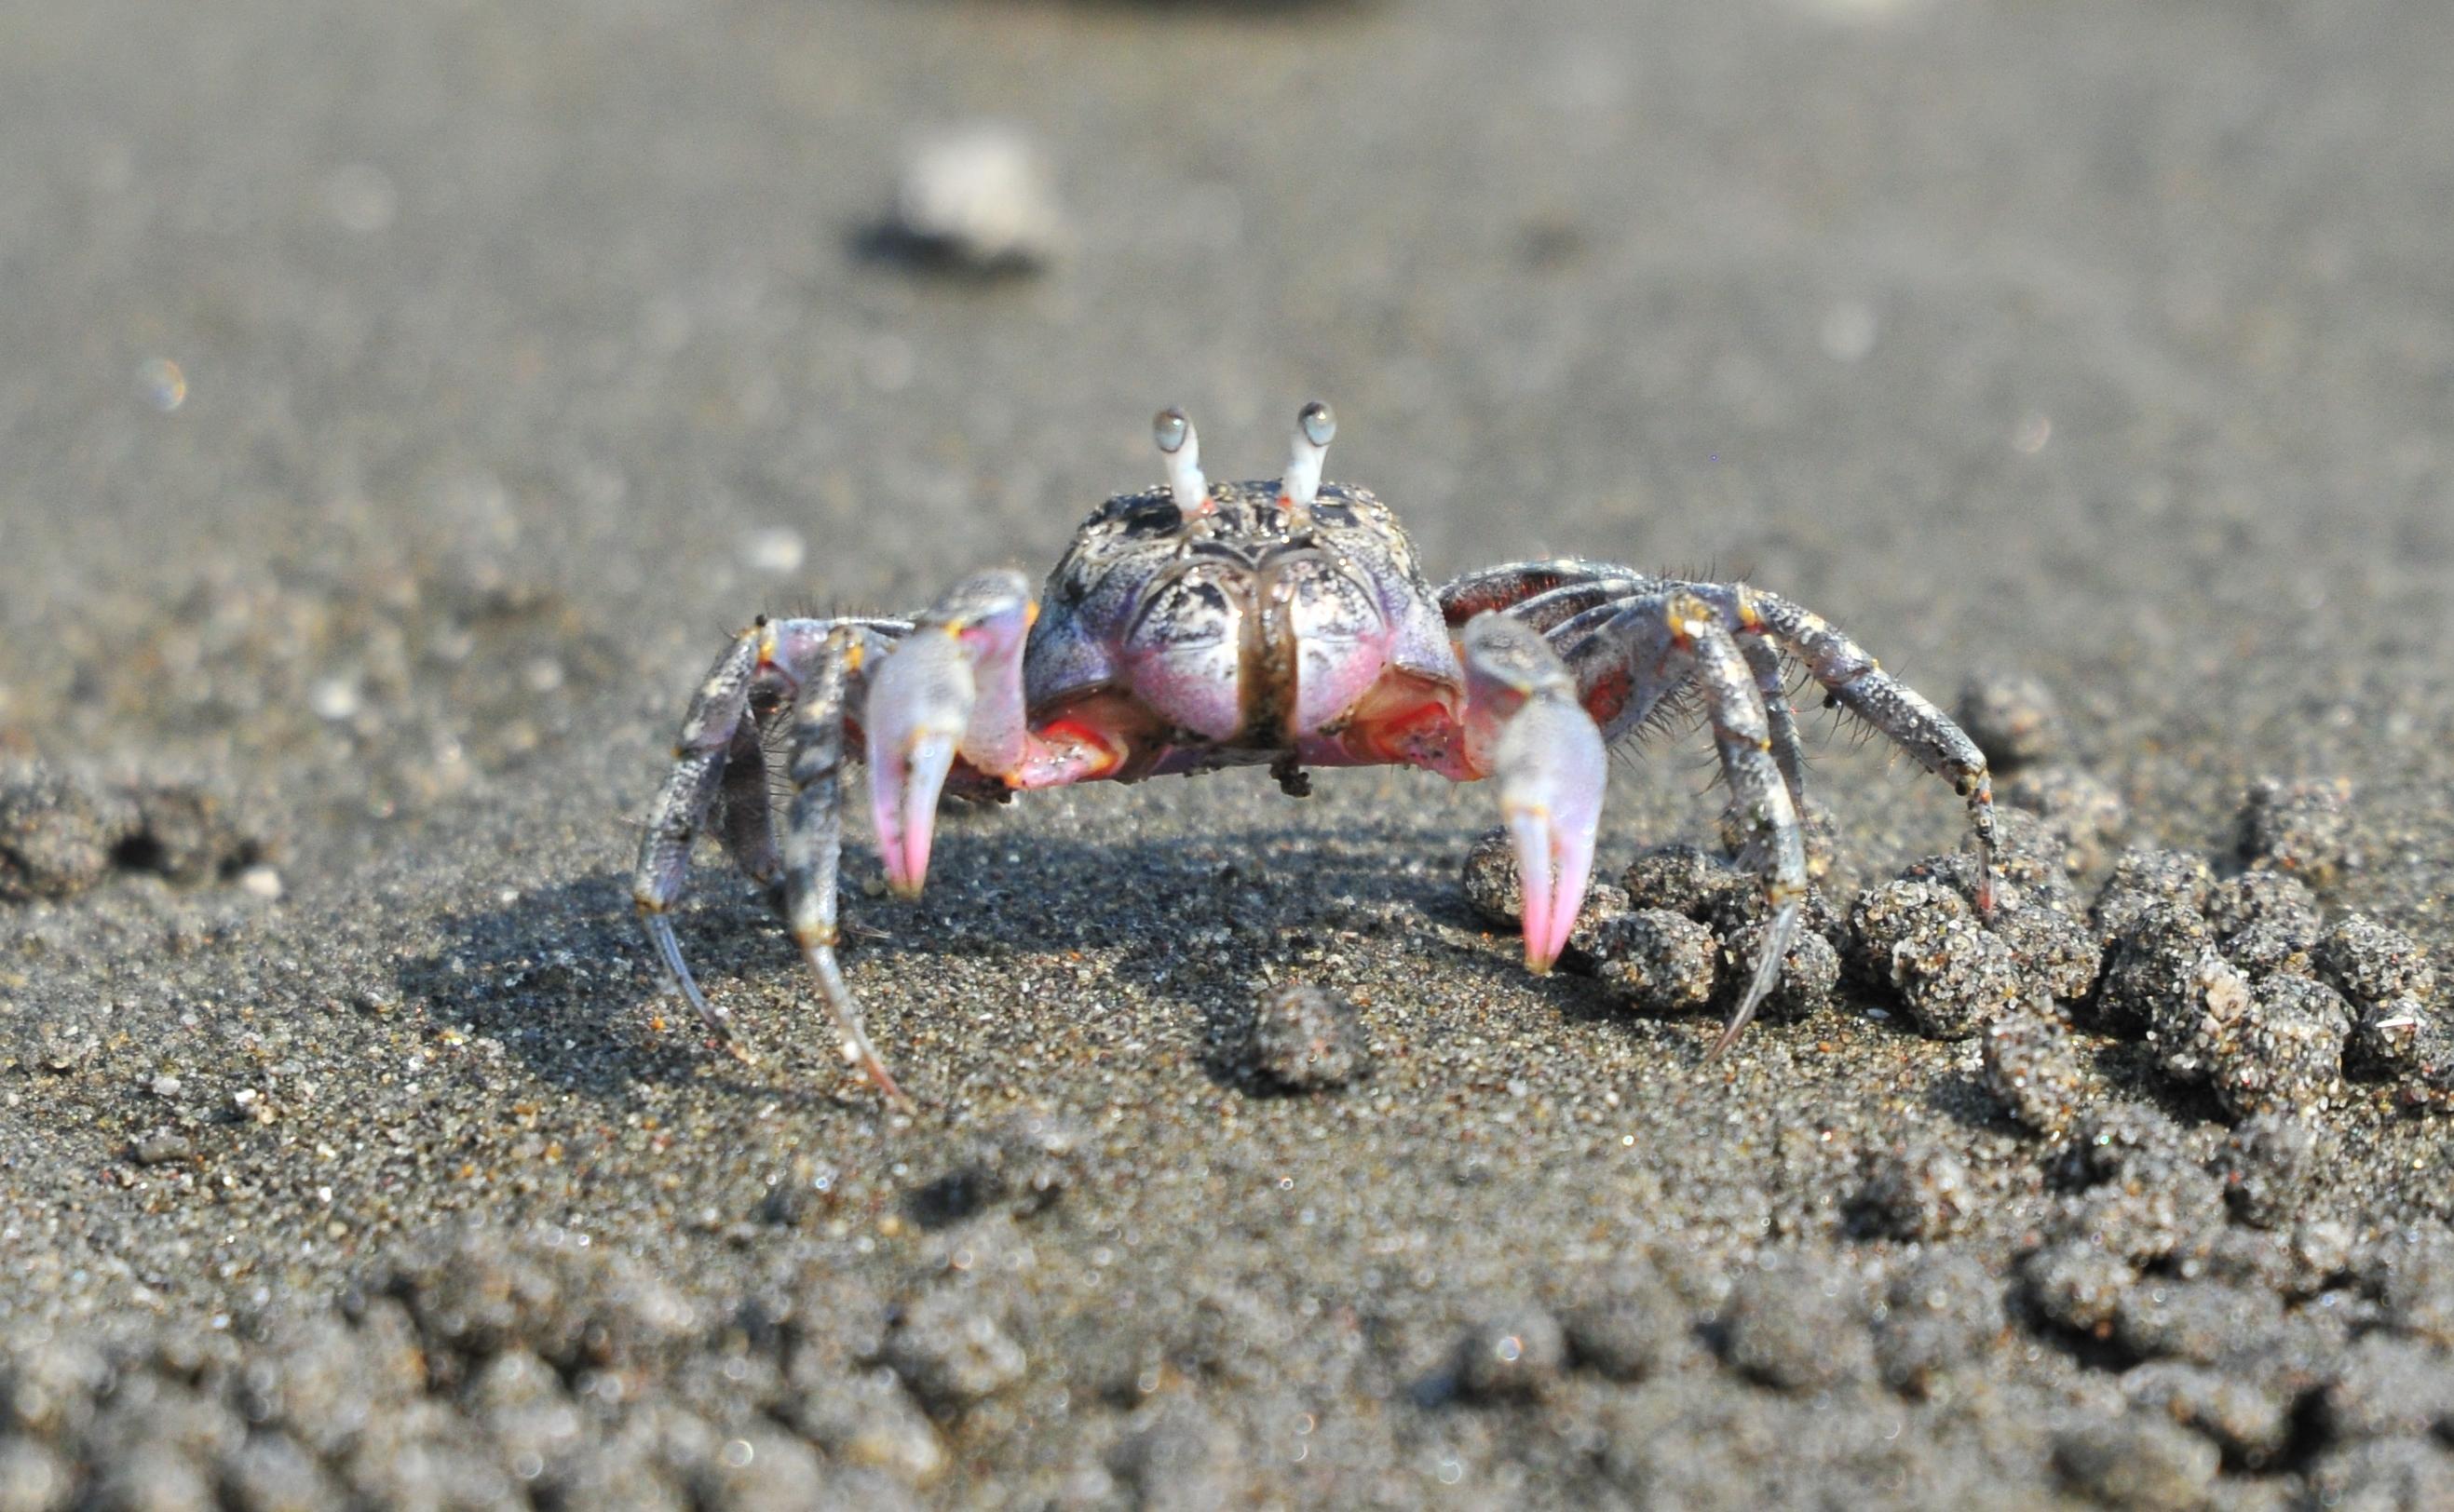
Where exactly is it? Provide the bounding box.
[0,763,264,906]
[0,1224,981,1511]
[1463,743,2440,1140]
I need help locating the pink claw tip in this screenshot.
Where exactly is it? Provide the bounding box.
[872,728,956,899]
[882,818,934,898]
[1507,804,1591,979]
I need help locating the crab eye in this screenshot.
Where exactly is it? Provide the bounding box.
[1152,404,1213,516]
[1281,399,1335,519]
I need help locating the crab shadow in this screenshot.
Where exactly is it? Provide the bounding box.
[394,817,1572,1101]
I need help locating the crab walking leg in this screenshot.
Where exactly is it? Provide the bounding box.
[1741,587,1999,910]
[632,616,912,1049]
[633,628,767,1039]
[716,615,915,892]
[1458,614,1608,974]
[713,711,783,890]
[1738,634,1810,817]
[862,570,1037,897]
[777,626,915,1110]
[1437,559,1623,626]
[1500,574,1662,637]
[1660,594,1812,1057]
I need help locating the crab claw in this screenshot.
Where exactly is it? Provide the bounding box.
[864,570,1035,898]
[1460,614,1607,975]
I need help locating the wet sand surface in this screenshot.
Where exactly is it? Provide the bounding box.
[5,1,2454,1505]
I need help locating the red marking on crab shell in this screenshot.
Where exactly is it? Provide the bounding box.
[1580,667,1634,732]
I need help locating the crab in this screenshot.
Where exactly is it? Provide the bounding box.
[633,401,1999,1109]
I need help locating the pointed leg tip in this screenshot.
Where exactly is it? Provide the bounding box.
[864,1060,915,1114]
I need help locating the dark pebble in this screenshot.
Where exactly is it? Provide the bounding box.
[2219,916,2321,983]
[1875,1253,2002,1397]
[1851,1140,1979,1241]
[2002,763,2128,874]
[1449,1303,1567,1401]
[2303,1437,2454,1512]
[1559,882,1634,974]
[2204,871,2323,945]
[2095,902,2224,1044]
[1460,828,1627,972]
[1956,669,2065,769]
[1589,910,1718,1016]
[2206,976,2350,1121]
[1900,816,2061,894]
[1106,1397,1244,1511]
[2122,1360,2295,1467]
[1247,984,1369,1091]
[0,763,136,902]
[2112,1278,2281,1365]
[373,1223,700,1381]
[2319,915,2438,1011]
[1718,1260,1873,1393]
[2143,942,2257,1087]
[2348,998,2439,1082]
[1889,918,2024,1040]
[1459,826,1527,925]
[1620,844,1756,923]
[2094,849,2217,941]
[2051,1413,2219,1510]
[882,1289,1026,1415]
[1712,918,1838,1026]
[1980,998,2089,1138]
[2022,1239,2136,1334]
[2050,1108,2228,1264]
[2217,1113,2330,1230]
[1560,1262,1688,1382]
[2238,776,2359,886]
[1846,879,1966,986]
[122,783,261,886]
[1984,883,2104,1002]
[2057,1103,2192,1189]
[2314,1334,2454,1442]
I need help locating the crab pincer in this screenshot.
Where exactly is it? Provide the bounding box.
[1459,614,1607,974]
[863,570,1036,898]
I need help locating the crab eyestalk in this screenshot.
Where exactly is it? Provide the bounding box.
[863,570,1036,898]
[1458,614,1607,974]
[1280,399,1335,528]
[1153,406,1213,518]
